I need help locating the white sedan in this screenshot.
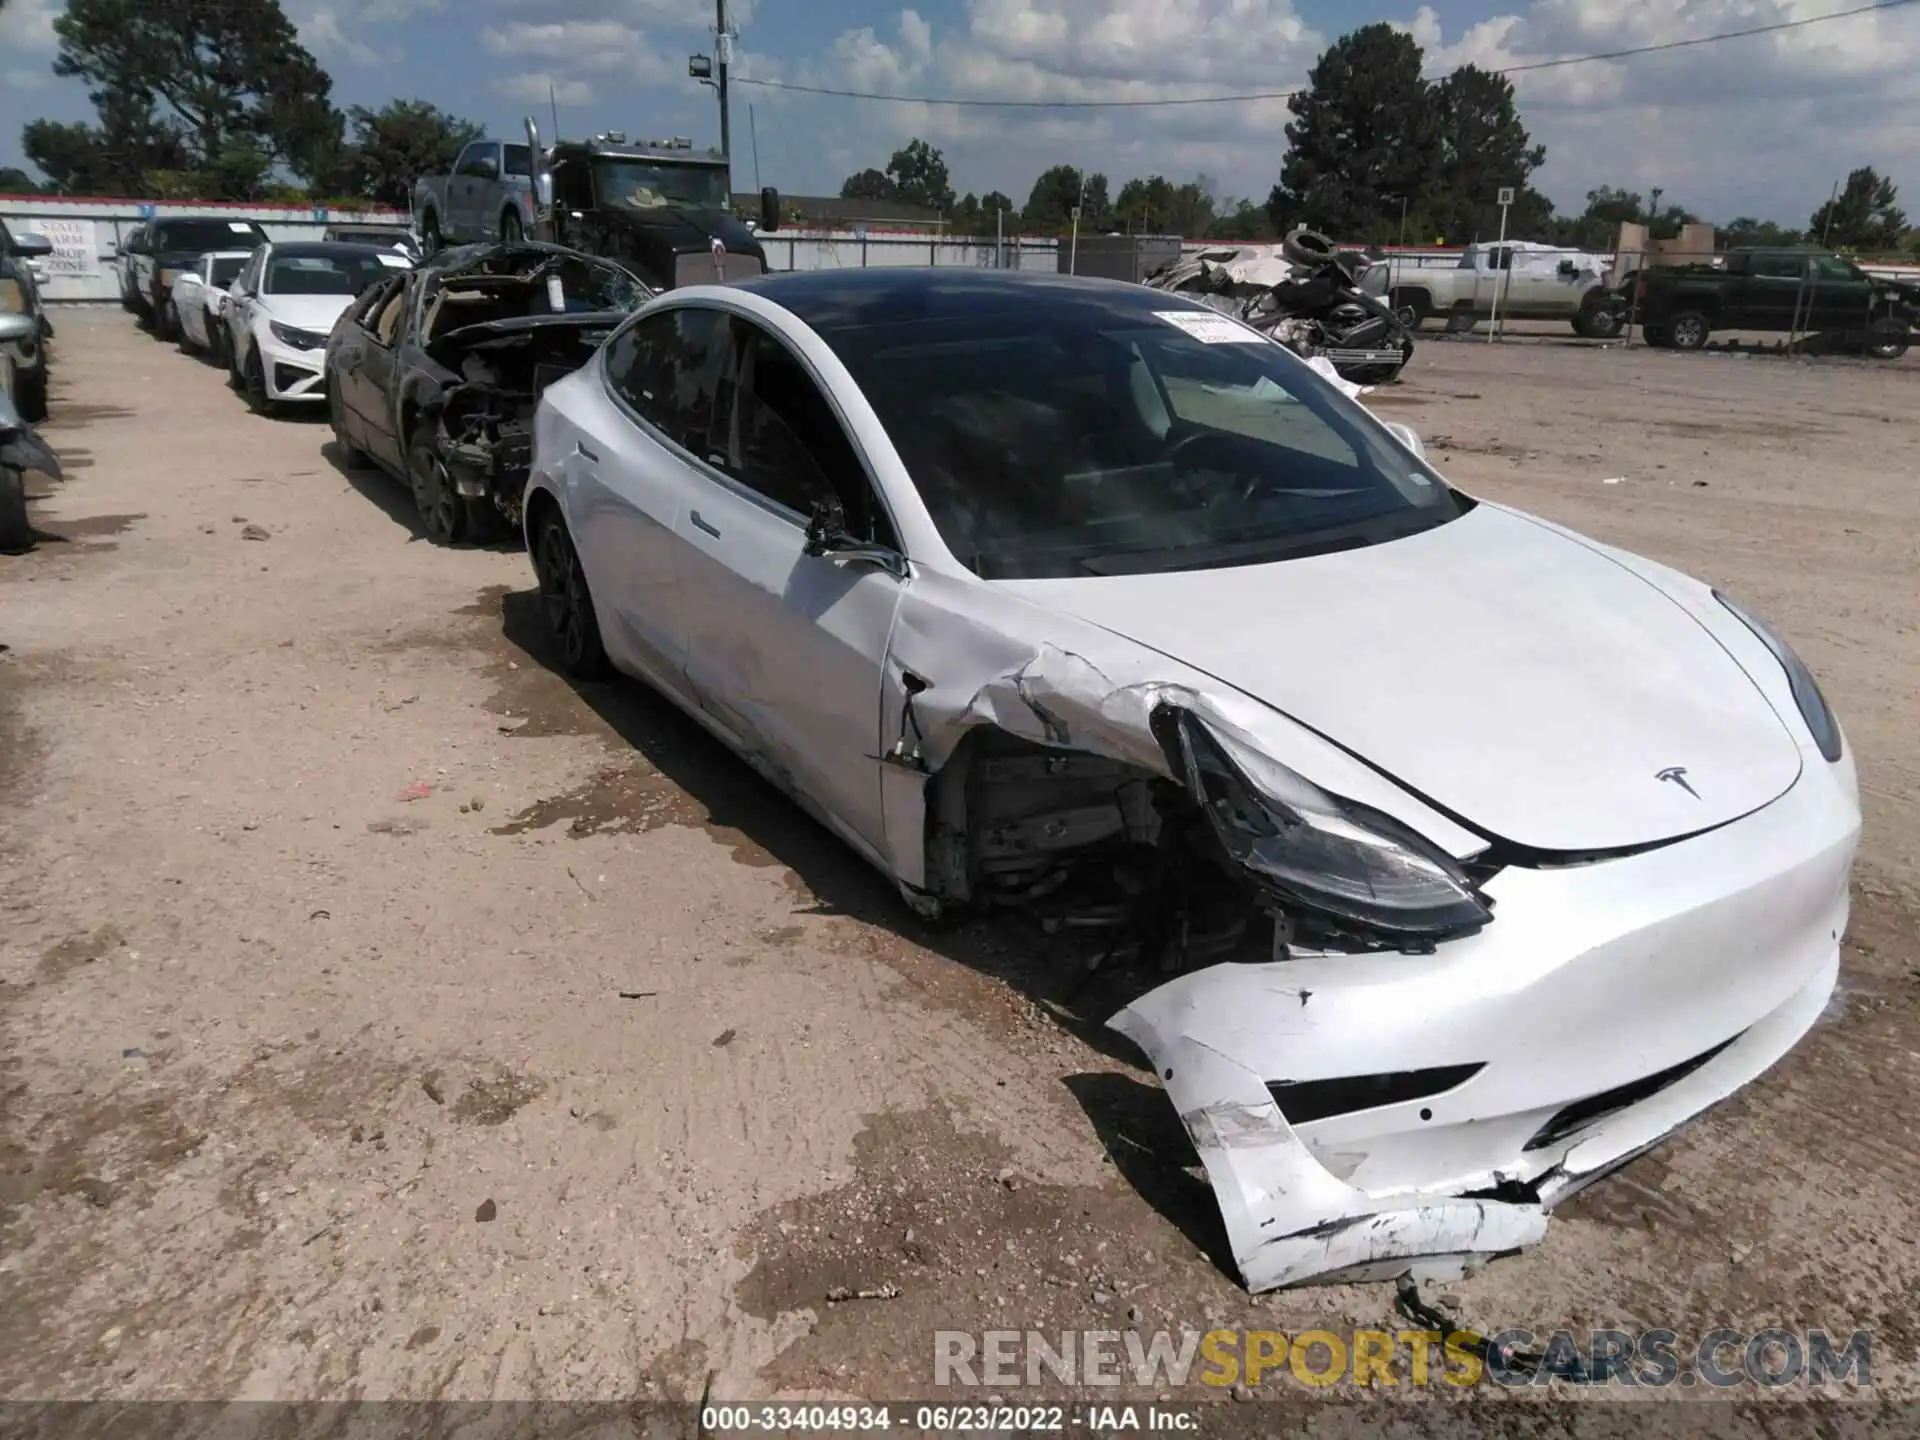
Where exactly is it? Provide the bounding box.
[223,241,411,412]
[521,269,1860,1293]
[168,249,253,362]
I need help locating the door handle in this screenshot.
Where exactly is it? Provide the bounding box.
[690,510,721,538]
[574,441,600,463]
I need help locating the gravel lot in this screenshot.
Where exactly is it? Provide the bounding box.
[3,308,1918,1418]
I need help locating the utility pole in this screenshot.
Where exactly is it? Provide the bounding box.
[715,0,733,189]
[748,103,761,192]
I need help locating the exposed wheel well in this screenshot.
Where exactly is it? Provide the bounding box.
[522,484,561,548]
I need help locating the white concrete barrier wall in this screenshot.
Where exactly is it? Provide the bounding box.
[2,197,1061,300]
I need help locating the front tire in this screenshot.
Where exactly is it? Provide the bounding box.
[158,300,178,342]
[0,463,30,554]
[1865,318,1910,360]
[15,366,48,424]
[501,210,523,243]
[533,508,610,679]
[328,377,366,466]
[244,347,279,416]
[421,213,443,255]
[1389,288,1431,331]
[408,429,465,545]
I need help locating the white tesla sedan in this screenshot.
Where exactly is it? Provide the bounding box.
[223,241,411,412]
[521,270,1859,1292]
[168,249,253,362]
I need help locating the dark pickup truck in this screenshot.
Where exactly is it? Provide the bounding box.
[1636,248,1917,357]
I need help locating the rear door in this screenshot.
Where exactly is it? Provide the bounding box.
[332,274,404,460]
[1738,252,1803,329]
[668,311,904,857]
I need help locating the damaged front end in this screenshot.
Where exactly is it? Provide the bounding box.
[896,640,1846,1293]
[429,314,625,529]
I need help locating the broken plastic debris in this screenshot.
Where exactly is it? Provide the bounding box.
[398,782,432,801]
[825,1283,901,1303]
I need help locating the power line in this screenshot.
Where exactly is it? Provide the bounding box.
[733,0,1920,109]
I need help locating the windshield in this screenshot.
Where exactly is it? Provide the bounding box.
[822,294,1465,579]
[592,158,730,213]
[210,256,247,288]
[155,219,263,253]
[265,251,398,297]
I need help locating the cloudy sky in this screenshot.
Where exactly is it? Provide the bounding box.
[3,0,1917,226]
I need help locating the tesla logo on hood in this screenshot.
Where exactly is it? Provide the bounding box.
[1656,766,1700,799]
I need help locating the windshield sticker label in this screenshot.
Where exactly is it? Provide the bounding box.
[229,221,254,232]
[547,275,566,313]
[1154,310,1267,344]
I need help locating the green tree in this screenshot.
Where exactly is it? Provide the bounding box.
[46,0,344,197]
[1268,23,1440,237]
[1206,198,1277,241]
[23,100,191,196]
[1023,165,1107,234]
[1721,217,1805,248]
[1429,65,1549,243]
[0,166,43,193]
[335,100,482,207]
[839,167,894,202]
[885,138,953,213]
[1810,166,1907,250]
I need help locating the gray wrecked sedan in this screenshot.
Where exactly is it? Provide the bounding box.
[325,242,650,544]
[517,269,1858,1292]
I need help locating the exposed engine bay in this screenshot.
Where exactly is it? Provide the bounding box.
[416,247,646,530]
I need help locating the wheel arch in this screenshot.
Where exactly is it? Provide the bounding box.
[523,481,563,552]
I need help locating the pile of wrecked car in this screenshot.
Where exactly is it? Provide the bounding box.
[1145,229,1416,386]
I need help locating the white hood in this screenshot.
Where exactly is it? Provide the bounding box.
[256,293,355,334]
[998,503,1803,853]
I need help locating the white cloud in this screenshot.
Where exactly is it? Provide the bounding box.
[481,19,678,81]
[773,0,1920,225]
[0,0,61,52]
[495,72,596,106]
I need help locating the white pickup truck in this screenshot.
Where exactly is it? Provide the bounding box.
[1386,240,1620,337]
[412,139,538,251]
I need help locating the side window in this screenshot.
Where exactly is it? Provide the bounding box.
[1813,256,1860,283]
[458,144,498,178]
[554,158,593,210]
[716,319,896,546]
[1753,255,1801,280]
[605,306,724,452]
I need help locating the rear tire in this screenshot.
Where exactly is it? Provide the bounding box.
[0,464,30,554]
[500,211,523,243]
[1641,325,1671,348]
[1573,293,1623,340]
[533,508,611,679]
[1444,304,1477,334]
[421,212,443,255]
[1668,311,1711,351]
[158,300,178,342]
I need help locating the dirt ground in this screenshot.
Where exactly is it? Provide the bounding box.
[3,310,1918,1425]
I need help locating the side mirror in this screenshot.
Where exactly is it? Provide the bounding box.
[10,232,53,259]
[0,312,36,344]
[803,493,848,556]
[1381,421,1425,459]
[759,187,780,234]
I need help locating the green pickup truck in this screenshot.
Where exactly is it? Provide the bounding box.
[1635,248,1916,357]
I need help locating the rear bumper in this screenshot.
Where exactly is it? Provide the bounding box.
[1110,746,1859,1290]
